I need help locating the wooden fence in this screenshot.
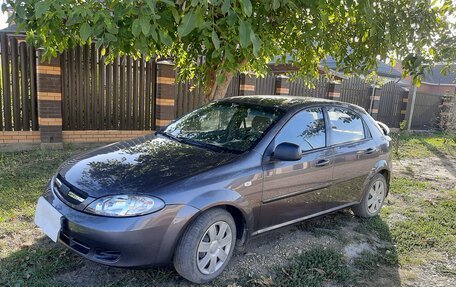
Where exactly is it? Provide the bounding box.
[411,92,445,130]
[0,32,452,145]
[61,45,157,130]
[0,33,38,131]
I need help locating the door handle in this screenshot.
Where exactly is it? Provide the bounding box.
[315,159,330,167]
[364,148,377,154]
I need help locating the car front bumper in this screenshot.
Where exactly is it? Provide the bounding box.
[41,183,199,267]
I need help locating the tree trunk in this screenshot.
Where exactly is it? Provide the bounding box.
[204,71,234,103]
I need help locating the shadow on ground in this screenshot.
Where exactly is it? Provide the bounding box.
[0,210,401,287]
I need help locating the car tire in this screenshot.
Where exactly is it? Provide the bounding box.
[352,173,388,218]
[174,208,236,284]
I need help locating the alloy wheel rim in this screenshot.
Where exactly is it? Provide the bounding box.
[367,180,385,214]
[196,221,233,275]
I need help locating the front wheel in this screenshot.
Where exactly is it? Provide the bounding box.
[174,208,236,283]
[352,173,388,217]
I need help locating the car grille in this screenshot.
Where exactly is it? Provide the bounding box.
[53,175,88,205]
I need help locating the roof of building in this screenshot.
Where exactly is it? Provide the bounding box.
[423,64,456,85]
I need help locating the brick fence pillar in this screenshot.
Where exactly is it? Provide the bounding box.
[327,82,341,100]
[370,88,381,120]
[400,89,409,123]
[274,76,290,95]
[239,74,256,95]
[155,60,176,129]
[36,53,63,149]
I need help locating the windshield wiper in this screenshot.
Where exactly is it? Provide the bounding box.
[157,131,238,153]
[179,138,233,153]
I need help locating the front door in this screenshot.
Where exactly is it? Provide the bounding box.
[259,107,334,229]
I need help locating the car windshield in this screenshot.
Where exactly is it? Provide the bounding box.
[161,101,284,152]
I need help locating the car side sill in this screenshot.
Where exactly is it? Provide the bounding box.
[251,202,356,236]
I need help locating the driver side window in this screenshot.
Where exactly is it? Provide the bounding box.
[275,108,326,152]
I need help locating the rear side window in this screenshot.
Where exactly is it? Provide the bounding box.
[327,107,365,145]
[275,108,326,152]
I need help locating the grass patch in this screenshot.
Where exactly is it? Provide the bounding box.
[390,176,428,195]
[389,196,456,256]
[354,216,391,242]
[273,247,351,287]
[0,247,83,287]
[0,148,88,223]
[393,132,456,159]
[353,248,398,271]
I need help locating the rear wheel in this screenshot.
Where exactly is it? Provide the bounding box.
[352,174,387,217]
[174,208,236,283]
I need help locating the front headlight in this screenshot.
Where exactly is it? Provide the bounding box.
[85,195,165,217]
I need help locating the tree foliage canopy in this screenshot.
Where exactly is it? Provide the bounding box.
[5,0,456,92]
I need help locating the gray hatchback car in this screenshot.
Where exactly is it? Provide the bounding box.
[34,95,392,283]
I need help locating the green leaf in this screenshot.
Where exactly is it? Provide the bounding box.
[239,20,251,48]
[79,23,92,42]
[35,1,50,18]
[177,12,197,37]
[150,28,158,41]
[140,17,151,35]
[171,8,180,23]
[159,30,173,46]
[240,0,253,16]
[250,29,260,56]
[212,30,220,50]
[272,0,280,10]
[132,19,141,37]
[145,0,156,11]
[221,0,231,14]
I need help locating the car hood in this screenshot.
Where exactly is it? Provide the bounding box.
[58,134,239,198]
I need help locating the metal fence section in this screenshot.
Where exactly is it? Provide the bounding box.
[175,79,204,118]
[255,75,275,95]
[339,77,372,110]
[288,76,330,98]
[225,73,240,98]
[411,92,444,130]
[61,44,157,130]
[0,33,38,131]
[377,82,407,128]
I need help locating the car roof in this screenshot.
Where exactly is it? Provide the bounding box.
[219,95,366,113]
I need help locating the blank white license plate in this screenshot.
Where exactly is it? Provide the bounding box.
[34,197,62,242]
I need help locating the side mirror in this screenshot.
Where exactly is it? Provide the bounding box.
[376,121,390,136]
[273,142,302,161]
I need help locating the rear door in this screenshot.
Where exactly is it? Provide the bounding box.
[259,107,334,229]
[325,106,379,209]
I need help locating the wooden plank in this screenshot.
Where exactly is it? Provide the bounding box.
[126,57,132,129]
[10,37,21,130]
[90,43,97,129]
[106,61,111,129]
[133,59,138,129]
[19,41,29,130]
[61,52,68,130]
[139,58,145,129]
[120,56,125,129]
[113,57,119,129]
[1,33,12,130]
[68,48,75,130]
[151,59,157,130]
[98,51,105,129]
[145,60,151,129]
[75,46,82,129]
[83,45,90,129]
